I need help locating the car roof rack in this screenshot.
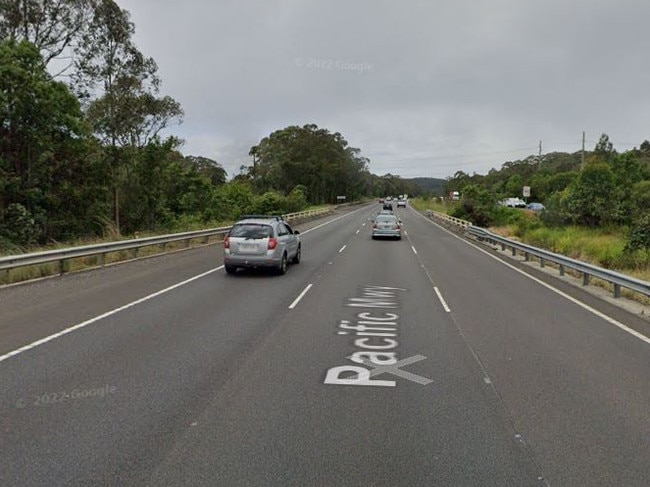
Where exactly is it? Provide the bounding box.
[240,214,285,221]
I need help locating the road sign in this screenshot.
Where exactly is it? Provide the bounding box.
[522,186,531,198]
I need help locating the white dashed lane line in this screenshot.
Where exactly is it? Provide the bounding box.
[434,286,451,313]
[288,283,313,309]
[339,245,347,253]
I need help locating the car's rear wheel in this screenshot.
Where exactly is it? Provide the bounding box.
[293,245,301,264]
[276,253,288,275]
[225,264,237,274]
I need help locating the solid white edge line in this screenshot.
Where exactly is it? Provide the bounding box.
[434,286,451,313]
[289,283,313,309]
[339,245,347,253]
[411,245,418,255]
[412,210,650,346]
[0,266,224,364]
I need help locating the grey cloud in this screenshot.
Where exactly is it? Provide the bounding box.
[120,0,650,179]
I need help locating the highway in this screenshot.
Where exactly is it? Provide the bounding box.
[1,203,649,486]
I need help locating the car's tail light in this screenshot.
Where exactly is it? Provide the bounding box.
[373,223,378,229]
[268,237,278,250]
[223,236,230,249]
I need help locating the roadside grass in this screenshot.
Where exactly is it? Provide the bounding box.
[409,197,449,213]
[492,220,650,302]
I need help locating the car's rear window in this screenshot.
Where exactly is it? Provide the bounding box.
[230,224,272,238]
[376,216,397,223]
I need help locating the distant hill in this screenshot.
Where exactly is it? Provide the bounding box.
[404,177,446,195]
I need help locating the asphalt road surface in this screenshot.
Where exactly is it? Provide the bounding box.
[1,203,649,486]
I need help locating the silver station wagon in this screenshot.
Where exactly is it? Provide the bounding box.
[223,215,301,274]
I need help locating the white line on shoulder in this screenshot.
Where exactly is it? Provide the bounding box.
[0,266,224,364]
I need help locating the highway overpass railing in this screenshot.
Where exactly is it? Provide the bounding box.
[423,209,650,300]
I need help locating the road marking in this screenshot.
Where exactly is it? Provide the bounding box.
[404,231,408,236]
[339,245,347,253]
[360,354,433,385]
[289,283,313,309]
[434,286,451,312]
[411,245,418,255]
[412,210,650,346]
[0,266,225,364]
[356,229,360,234]
[300,205,370,235]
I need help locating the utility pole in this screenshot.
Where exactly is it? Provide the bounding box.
[581,131,585,169]
[539,140,542,157]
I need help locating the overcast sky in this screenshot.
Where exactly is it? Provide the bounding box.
[119,0,650,180]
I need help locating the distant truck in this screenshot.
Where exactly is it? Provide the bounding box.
[450,191,460,201]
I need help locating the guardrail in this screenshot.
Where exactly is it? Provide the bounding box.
[422,209,650,300]
[0,207,333,282]
[468,226,650,299]
[425,209,472,229]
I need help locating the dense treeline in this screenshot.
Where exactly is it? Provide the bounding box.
[244,124,424,205]
[443,135,650,250]
[0,1,422,251]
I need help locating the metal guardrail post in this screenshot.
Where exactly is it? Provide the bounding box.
[583,273,590,286]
